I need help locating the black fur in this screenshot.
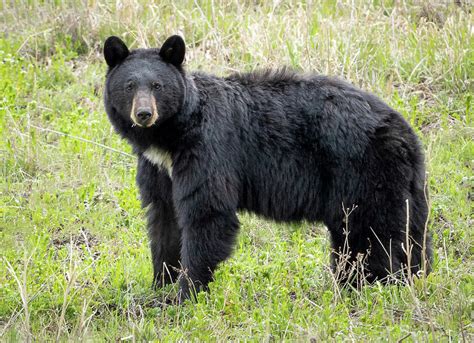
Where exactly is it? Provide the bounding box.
[103,36,432,301]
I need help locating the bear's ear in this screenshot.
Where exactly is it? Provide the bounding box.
[159,35,185,67]
[104,36,129,68]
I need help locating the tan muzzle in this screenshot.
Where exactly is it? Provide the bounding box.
[130,90,158,127]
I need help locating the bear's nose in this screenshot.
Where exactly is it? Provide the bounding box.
[136,107,152,121]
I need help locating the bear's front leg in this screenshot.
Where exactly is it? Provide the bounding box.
[136,156,181,288]
[179,211,240,301]
[147,201,182,288]
[171,147,240,302]
[175,200,240,302]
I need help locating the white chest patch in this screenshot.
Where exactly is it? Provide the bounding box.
[143,146,173,177]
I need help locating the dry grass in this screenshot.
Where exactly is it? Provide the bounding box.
[1,0,473,341]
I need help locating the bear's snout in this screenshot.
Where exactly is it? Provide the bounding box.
[137,107,152,121]
[130,91,158,127]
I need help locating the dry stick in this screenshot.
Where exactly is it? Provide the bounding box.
[345,204,359,288]
[76,299,92,340]
[4,255,32,343]
[55,238,96,342]
[403,199,413,284]
[0,282,47,338]
[162,262,175,289]
[80,229,94,260]
[332,203,358,298]
[422,172,437,343]
[21,255,31,343]
[422,174,431,279]
[73,271,102,339]
[56,241,77,342]
[16,28,54,55]
[397,333,411,343]
[29,124,134,158]
[74,272,109,339]
[369,227,394,277]
[403,199,424,320]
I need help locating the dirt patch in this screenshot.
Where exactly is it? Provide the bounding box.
[50,227,101,260]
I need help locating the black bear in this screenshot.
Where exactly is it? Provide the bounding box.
[103,35,431,301]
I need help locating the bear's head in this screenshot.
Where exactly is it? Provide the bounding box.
[103,35,189,142]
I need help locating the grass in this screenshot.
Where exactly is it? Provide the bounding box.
[1,0,473,341]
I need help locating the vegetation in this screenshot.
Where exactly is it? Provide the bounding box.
[1,0,472,341]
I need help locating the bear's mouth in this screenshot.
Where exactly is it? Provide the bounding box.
[131,112,158,128]
[130,93,159,128]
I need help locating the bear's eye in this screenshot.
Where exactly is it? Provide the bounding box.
[152,82,162,90]
[125,82,134,92]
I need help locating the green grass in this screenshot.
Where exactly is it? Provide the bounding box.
[1,0,473,341]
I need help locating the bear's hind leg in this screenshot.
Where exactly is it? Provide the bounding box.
[329,223,405,287]
[329,196,430,288]
[328,224,393,288]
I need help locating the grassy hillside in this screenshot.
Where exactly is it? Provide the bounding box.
[1,1,472,341]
